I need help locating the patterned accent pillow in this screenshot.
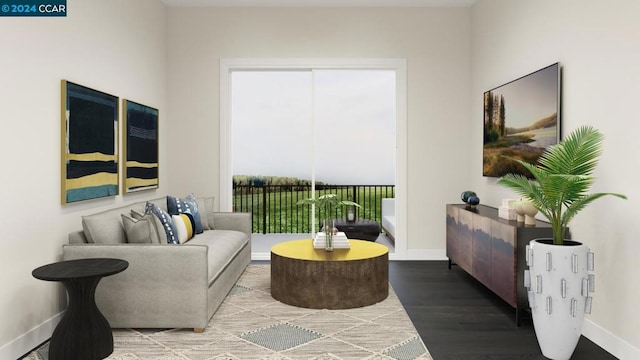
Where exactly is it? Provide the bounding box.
[172,213,195,244]
[167,194,203,234]
[121,214,159,244]
[145,202,179,244]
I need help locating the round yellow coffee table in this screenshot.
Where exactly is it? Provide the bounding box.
[270,239,389,309]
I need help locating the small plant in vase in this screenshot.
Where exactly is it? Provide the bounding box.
[297,194,361,251]
[497,125,626,360]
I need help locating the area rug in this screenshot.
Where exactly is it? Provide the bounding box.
[26,265,431,360]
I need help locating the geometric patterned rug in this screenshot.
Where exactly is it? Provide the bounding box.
[25,264,432,360]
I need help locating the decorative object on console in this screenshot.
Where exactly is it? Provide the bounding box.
[498,126,626,360]
[297,194,361,252]
[513,201,526,223]
[460,190,480,209]
[513,199,537,225]
[61,80,119,204]
[123,99,159,193]
[498,198,517,220]
[483,62,561,178]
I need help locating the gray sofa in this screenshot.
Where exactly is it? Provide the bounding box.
[62,197,251,332]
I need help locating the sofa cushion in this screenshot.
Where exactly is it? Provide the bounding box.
[172,213,195,243]
[167,194,203,234]
[196,196,215,230]
[188,229,248,285]
[82,208,128,244]
[146,202,179,244]
[121,214,160,244]
[131,209,166,244]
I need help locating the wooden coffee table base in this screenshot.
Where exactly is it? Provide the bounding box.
[271,240,388,309]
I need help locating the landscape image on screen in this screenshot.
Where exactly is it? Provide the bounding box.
[483,63,560,178]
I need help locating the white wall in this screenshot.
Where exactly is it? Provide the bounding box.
[470,0,640,357]
[0,0,168,357]
[167,7,472,254]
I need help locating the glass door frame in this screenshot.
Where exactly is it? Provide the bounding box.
[219,58,408,260]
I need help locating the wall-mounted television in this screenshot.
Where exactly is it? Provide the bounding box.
[483,62,561,178]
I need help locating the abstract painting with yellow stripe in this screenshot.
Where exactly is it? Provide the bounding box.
[123,99,158,193]
[62,80,119,204]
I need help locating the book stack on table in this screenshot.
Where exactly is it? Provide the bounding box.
[314,232,350,249]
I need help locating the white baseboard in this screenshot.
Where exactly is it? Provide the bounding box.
[583,319,640,360]
[405,248,447,260]
[252,252,271,261]
[0,312,62,360]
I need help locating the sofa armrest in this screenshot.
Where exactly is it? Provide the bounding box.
[213,212,251,239]
[62,243,209,328]
[382,198,395,217]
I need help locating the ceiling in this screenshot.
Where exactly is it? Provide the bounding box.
[162,0,476,7]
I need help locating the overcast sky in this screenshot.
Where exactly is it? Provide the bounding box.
[232,70,396,185]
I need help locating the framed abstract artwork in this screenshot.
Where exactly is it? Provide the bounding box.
[482,63,561,178]
[61,80,119,204]
[122,99,159,193]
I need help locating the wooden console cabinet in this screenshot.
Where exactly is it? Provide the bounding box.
[446,204,567,325]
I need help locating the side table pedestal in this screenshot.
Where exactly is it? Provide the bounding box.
[32,258,128,360]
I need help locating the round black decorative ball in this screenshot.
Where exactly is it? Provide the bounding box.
[467,196,480,206]
[460,191,477,203]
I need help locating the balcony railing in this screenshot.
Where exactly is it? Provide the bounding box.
[233,184,395,234]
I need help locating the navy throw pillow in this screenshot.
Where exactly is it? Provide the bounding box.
[145,202,179,244]
[167,193,203,234]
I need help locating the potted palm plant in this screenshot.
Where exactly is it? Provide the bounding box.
[297,193,361,251]
[497,125,626,360]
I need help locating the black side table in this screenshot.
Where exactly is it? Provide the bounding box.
[333,218,381,241]
[32,258,128,360]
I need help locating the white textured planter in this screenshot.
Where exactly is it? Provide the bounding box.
[524,239,594,360]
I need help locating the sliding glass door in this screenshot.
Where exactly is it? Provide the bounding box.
[220,58,407,259]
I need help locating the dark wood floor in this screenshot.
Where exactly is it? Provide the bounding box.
[389,261,618,360]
